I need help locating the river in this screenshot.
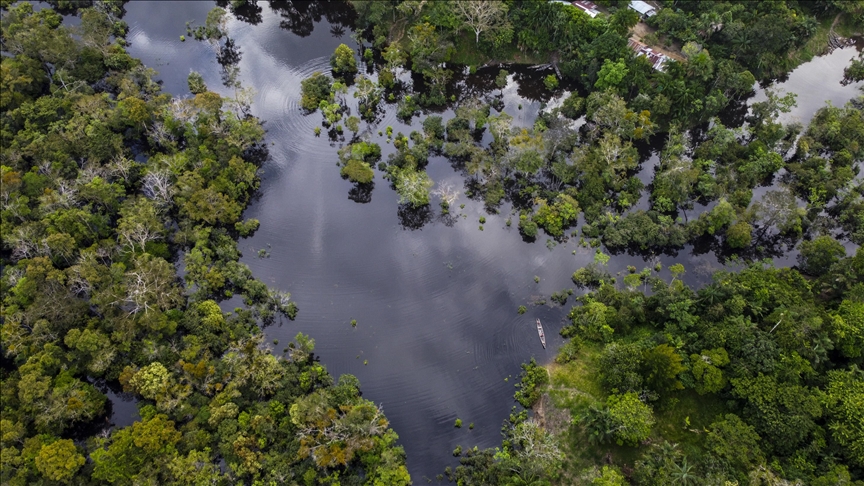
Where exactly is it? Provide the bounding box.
[120,1,862,479]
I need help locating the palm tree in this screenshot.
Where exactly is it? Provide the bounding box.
[670,458,700,485]
[698,283,725,306]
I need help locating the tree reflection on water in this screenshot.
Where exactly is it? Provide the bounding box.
[397,203,434,230]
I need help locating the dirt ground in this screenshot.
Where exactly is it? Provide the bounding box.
[630,21,687,62]
[533,392,572,436]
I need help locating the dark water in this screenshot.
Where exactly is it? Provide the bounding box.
[751,42,864,125]
[120,2,863,478]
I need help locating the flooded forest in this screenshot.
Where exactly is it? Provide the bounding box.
[1,0,863,485]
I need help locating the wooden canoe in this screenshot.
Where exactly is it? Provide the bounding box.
[536,318,546,349]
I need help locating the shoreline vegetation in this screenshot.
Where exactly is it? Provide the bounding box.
[2,0,863,485]
[300,0,864,260]
[0,3,409,485]
[300,0,863,484]
[448,249,864,485]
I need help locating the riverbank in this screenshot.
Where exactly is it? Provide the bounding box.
[789,13,861,68]
[449,31,550,67]
[539,348,728,481]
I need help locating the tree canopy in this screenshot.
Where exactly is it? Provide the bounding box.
[0,4,409,485]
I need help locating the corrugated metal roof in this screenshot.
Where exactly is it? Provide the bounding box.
[628,39,670,71]
[572,0,600,18]
[629,0,656,16]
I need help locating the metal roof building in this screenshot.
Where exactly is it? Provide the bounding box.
[629,0,657,18]
[572,0,600,18]
[548,0,601,18]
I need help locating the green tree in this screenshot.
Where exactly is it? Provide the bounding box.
[166,449,226,485]
[726,221,752,248]
[300,72,332,111]
[597,342,644,393]
[514,359,549,408]
[689,348,730,395]
[567,300,614,342]
[641,344,685,393]
[319,99,343,126]
[829,299,864,359]
[561,92,584,119]
[593,465,627,485]
[823,370,864,468]
[594,60,629,93]
[341,160,374,184]
[190,7,227,43]
[330,43,357,76]
[705,414,765,480]
[35,439,85,482]
[345,115,360,135]
[495,69,509,91]
[606,392,654,446]
[91,415,182,483]
[407,22,452,74]
[127,362,170,400]
[798,235,845,276]
[730,374,822,456]
[187,70,207,94]
[845,53,864,84]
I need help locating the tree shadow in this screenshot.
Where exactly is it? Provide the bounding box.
[397,203,433,230]
[267,0,357,38]
[348,182,374,204]
[217,0,263,25]
[217,37,242,88]
[438,211,459,227]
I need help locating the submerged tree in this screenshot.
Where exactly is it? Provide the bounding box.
[330,43,358,76]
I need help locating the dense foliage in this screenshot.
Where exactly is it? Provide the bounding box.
[3,1,863,485]
[348,0,830,121]
[448,249,864,484]
[293,0,862,253]
[0,4,409,485]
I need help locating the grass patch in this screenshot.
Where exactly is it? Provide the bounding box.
[789,15,834,67]
[546,344,605,412]
[560,417,645,479]
[835,13,863,38]
[548,341,731,479]
[653,390,728,451]
[545,344,650,480]
[789,12,862,68]
[450,31,549,67]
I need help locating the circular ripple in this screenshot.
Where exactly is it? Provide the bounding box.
[258,56,334,153]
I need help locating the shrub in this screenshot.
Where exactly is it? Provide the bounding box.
[300,72,332,111]
[798,235,845,276]
[518,214,538,238]
[514,358,549,408]
[187,71,207,94]
[726,221,753,248]
[330,43,357,76]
